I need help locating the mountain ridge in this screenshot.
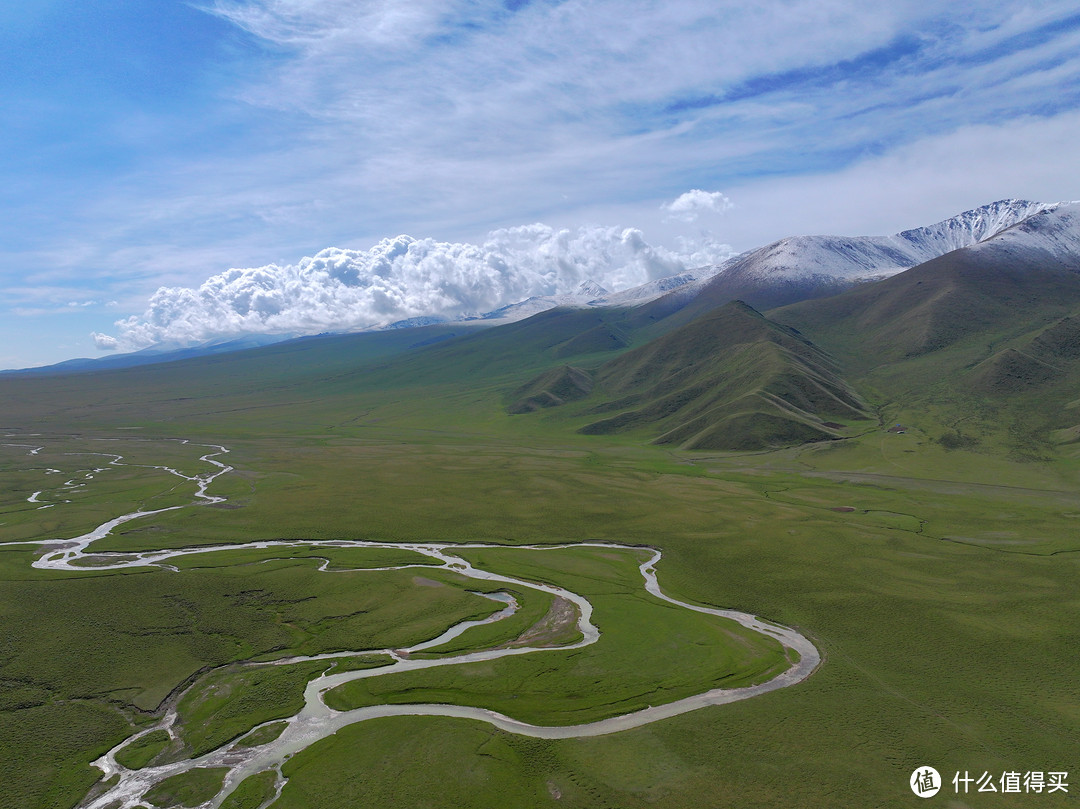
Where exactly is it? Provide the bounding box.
[7,199,1064,376]
[509,301,868,450]
[633,199,1066,326]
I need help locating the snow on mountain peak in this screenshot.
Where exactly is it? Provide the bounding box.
[893,199,1061,259]
[715,199,1063,286]
[969,201,1080,262]
[467,200,1072,326]
[577,279,609,298]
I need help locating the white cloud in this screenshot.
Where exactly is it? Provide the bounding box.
[663,190,734,222]
[97,221,734,350]
[719,108,1080,246]
[92,332,120,351]
[204,0,449,46]
[6,1,1080,369]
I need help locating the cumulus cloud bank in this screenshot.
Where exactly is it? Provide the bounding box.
[93,221,734,351]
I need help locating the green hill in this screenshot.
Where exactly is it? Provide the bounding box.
[771,245,1080,373]
[967,348,1058,395]
[769,238,1080,454]
[507,365,594,413]
[512,301,867,450]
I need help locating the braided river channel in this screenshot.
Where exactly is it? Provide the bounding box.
[1,439,820,808]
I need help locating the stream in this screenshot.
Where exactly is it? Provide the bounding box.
[0,438,820,808]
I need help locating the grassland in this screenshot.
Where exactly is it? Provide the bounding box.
[142,767,229,808]
[2,309,1079,808]
[3,421,1075,807]
[412,583,566,657]
[114,730,171,770]
[265,436,1080,807]
[323,545,788,724]
[0,436,216,543]
[219,770,280,809]
[174,661,333,757]
[0,493,509,809]
[233,720,289,748]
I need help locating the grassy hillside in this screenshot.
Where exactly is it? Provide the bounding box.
[770,243,1080,456]
[510,302,867,450]
[771,247,1080,373]
[508,365,594,413]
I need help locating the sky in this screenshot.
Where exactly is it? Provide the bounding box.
[2,0,1079,367]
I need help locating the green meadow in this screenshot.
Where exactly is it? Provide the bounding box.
[220,770,280,809]
[142,767,229,808]
[323,545,789,724]
[0,315,1078,808]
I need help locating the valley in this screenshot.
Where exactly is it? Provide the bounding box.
[2,200,1079,808]
[1,435,811,808]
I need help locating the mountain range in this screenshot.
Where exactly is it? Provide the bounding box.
[10,199,1058,377]
[463,199,1064,329]
[6,198,1080,457]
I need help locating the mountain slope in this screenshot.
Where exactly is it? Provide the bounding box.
[638,199,1063,329]
[966,313,1080,401]
[771,204,1080,373]
[508,365,594,413]
[766,203,1080,454]
[384,305,637,386]
[511,301,867,450]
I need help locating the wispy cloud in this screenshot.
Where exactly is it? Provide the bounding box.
[161,2,1080,249]
[718,109,1080,245]
[2,0,1079,364]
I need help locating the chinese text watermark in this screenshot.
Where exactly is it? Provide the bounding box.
[911,767,1068,798]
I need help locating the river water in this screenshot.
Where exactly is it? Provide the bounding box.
[0,438,819,809]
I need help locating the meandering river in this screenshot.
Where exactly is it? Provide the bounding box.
[1,439,820,809]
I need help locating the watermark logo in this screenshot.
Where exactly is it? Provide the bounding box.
[953,770,1069,794]
[911,767,941,798]
[908,767,1069,797]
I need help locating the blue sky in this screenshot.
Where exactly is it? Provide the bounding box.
[2,0,1079,367]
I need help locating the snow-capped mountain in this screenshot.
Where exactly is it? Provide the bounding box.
[889,199,1060,262]
[727,198,1061,285]
[589,269,718,307]
[471,200,1066,327]
[645,199,1066,316]
[383,315,453,330]
[967,202,1080,265]
[576,279,609,298]
[479,280,612,323]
